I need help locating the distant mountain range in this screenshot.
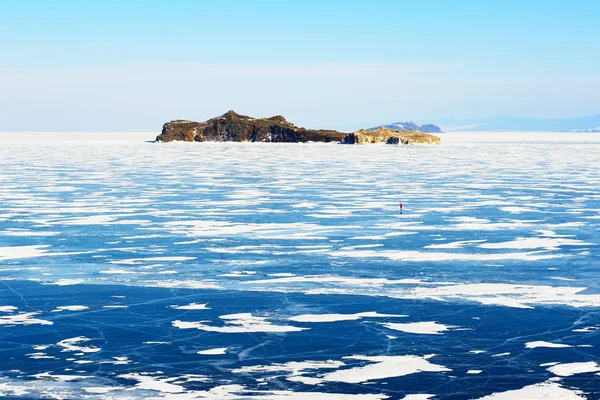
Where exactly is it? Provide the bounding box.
[436,114,600,132]
[369,122,443,133]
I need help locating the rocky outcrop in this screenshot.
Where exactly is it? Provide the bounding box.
[371,122,443,133]
[344,127,441,145]
[157,111,441,145]
[156,111,346,143]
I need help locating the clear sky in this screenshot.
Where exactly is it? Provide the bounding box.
[1,0,599,131]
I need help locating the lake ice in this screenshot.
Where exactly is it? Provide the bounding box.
[0,132,599,399]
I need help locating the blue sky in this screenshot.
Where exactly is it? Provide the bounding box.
[1,0,599,131]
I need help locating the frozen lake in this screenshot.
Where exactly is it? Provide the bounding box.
[0,132,599,399]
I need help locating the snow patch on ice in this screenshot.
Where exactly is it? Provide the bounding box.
[525,341,571,349]
[52,305,89,312]
[288,312,406,323]
[474,380,586,399]
[173,313,308,333]
[197,347,228,355]
[383,321,458,335]
[547,361,600,376]
[170,303,210,310]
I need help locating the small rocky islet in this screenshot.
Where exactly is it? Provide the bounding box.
[156,110,441,145]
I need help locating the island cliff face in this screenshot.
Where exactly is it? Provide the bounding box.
[344,127,441,145]
[156,111,346,143]
[156,111,441,145]
[372,122,443,133]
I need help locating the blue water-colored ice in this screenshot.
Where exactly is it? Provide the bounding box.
[0,132,599,399]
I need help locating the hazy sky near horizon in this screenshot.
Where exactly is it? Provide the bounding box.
[1,0,599,131]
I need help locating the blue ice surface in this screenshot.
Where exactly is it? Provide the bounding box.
[0,138,599,399]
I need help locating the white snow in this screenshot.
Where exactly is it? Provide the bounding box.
[0,311,53,326]
[0,245,51,261]
[57,337,100,353]
[383,321,457,335]
[330,249,562,262]
[525,341,571,349]
[547,361,600,376]
[32,372,90,382]
[173,313,308,333]
[170,303,210,310]
[118,373,186,394]
[474,380,586,399]
[51,305,89,312]
[478,237,590,250]
[50,279,85,286]
[287,312,406,323]
[233,360,344,385]
[197,347,228,355]
[318,355,450,383]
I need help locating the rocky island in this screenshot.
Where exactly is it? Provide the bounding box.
[156,111,441,145]
[344,127,442,145]
[371,121,443,133]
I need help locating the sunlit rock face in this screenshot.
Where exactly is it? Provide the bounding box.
[372,121,443,133]
[343,127,441,145]
[156,110,347,143]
